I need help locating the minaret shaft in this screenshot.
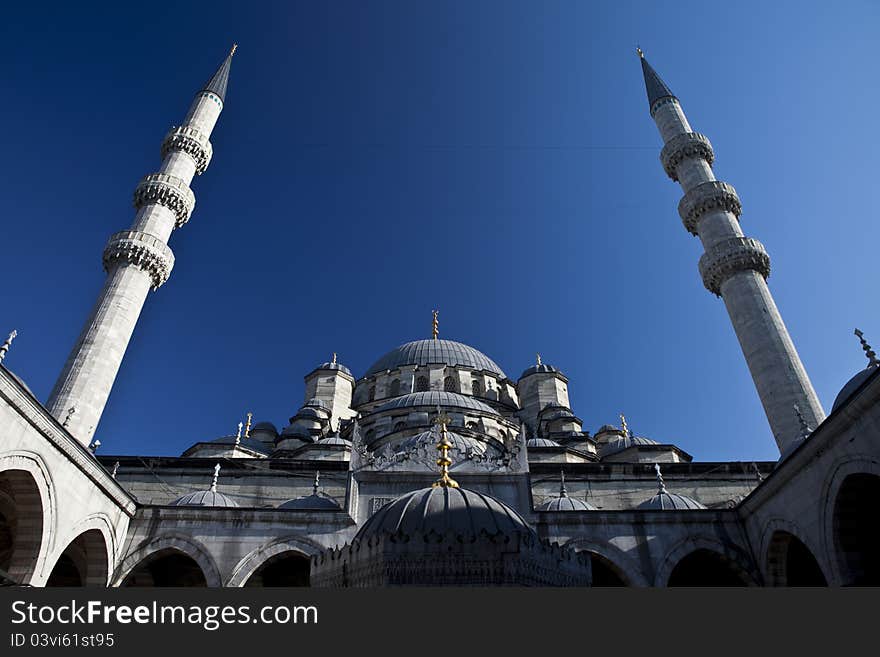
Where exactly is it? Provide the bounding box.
[47,49,233,444]
[645,59,825,454]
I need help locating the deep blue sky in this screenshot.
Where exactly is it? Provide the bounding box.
[2,2,877,461]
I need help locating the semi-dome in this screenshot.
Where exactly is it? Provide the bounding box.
[170,490,239,508]
[374,391,498,415]
[398,429,498,456]
[355,486,534,541]
[278,493,341,510]
[365,339,505,377]
[636,490,706,510]
[832,367,877,412]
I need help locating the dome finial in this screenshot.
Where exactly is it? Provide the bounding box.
[62,406,77,429]
[313,470,321,495]
[210,463,221,493]
[636,45,644,59]
[331,352,337,365]
[559,469,568,498]
[0,329,18,365]
[855,328,879,367]
[432,406,459,488]
[230,43,238,57]
[536,352,542,366]
[235,421,243,446]
[654,462,666,493]
[619,413,629,437]
[244,411,252,438]
[431,309,439,340]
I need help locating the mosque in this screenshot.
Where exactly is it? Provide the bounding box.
[1,46,878,587]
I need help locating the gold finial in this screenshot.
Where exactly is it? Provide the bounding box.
[432,309,439,340]
[536,352,542,366]
[244,411,252,438]
[855,328,879,367]
[636,46,644,59]
[230,43,238,57]
[619,413,629,437]
[331,352,337,365]
[431,407,459,488]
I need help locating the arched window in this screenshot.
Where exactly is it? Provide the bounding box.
[368,386,376,402]
[471,379,482,397]
[389,379,400,397]
[393,421,405,432]
[416,376,429,392]
[444,376,457,393]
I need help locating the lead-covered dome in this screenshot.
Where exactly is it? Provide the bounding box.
[636,490,706,510]
[170,490,239,508]
[356,486,534,541]
[365,339,505,377]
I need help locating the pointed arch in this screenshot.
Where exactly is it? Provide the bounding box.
[227,536,324,587]
[113,534,222,587]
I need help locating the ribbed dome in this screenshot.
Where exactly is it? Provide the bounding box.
[374,391,498,415]
[355,486,534,541]
[536,496,596,511]
[278,494,341,511]
[527,437,561,448]
[398,429,498,456]
[520,363,562,379]
[637,490,706,510]
[832,367,877,411]
[600,435,658,457]
[315,361,352,377]
[316,435,353,447]
[365,339,505,377]
[170,490,239,507]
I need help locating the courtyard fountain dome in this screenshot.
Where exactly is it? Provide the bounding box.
[355,485,535,541]
[365,339,505,377]
[374,391,499,415]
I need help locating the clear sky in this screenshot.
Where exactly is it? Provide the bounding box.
[1,1,877,461]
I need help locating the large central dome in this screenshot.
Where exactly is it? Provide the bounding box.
[365,339,505,377]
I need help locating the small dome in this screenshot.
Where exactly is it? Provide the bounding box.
[535,496,596,511]
[599,435,658,457]
[373,391,498,415]
[595,424,621,435]
[637,490,706,510]
[280,423,315,440]
[316,435,353,447]
[250,421,278,435]
[296,406,328,420]
[366,339,505,377]
[520,363,562,379]
[170,490,239,508]
[355,486,534,541]
[527,437,561,448]
[278,494,341,510]
[398,429,497,456]
[832,366,877,411]
[315,360,352,377]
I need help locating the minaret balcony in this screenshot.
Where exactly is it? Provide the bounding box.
[660,132,714,181]
[102,230,175,288]
[678,181,742,235]
[698,236,771,296]
[132,173,195,227]
[161,125,213,175]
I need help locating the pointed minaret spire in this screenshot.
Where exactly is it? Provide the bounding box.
[637,48,676,115]
[201,44,237,103]
[854,329,879,368]
[47,46,235,445]
[640,52,826,456]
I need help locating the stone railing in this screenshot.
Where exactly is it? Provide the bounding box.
[698,237,770,296]
[660,132,714,181]
[160,125,213,175]
[102,230,175,288]
[132,173,195,228]
[678,180,742,235]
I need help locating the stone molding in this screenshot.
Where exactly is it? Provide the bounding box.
[102,230,175,289]
[160,125,213,175]
[660,132,714,181]
[132,173,195,228]
[699,236,770,296]
[678,180,742,235]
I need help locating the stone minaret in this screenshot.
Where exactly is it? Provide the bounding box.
[47,46,237,445]
[639,50,825,454]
